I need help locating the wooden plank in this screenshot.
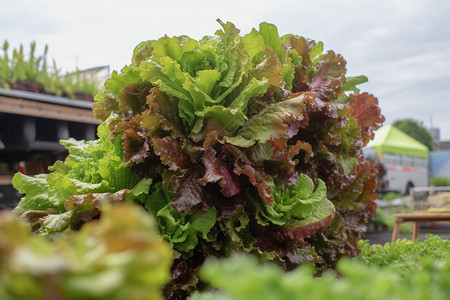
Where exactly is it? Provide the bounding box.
[392,212,450,242]
[412,222,420,240]
[0,175,13,185]
[392,220,401,242]
[394,212,450,221]
[0,95,101,125]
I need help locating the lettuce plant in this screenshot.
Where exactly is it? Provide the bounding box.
[13,20,384,297]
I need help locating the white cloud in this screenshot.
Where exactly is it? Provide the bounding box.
[1,0,450,138]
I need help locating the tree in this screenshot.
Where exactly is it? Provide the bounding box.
[393,119,434,150]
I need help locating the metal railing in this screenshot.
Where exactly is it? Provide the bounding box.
[0,87,93,109]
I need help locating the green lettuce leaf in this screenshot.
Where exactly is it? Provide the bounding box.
[137,20,294,134]
[342,75,368,94]
[104,65,141,100]
[228,93,310,145]
[145,183,217,254]
[196,105,247,132]
[12,173,56,215]
[256,174,331,226]
[25,177,152,235]
[13,115,143,216]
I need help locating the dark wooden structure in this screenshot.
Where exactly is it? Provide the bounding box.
[0,88,100,209]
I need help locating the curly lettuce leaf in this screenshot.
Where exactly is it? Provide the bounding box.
[309,51,346,102]
[152,136,192,172]
[195,105,247,132]
[104,65,142,100]
[13,116,143,215]
[138,25,246,128]
[347,92,385,146]
[199,148,241,198]
[137,21,296,133]
[12,173,56,215]
[23,178,152,235]
[145,183,217,254]
[170,168,208,214]
[242,24,300,90]
[256,174,332,226]
[252,175,335,255]
[342,75,368,94]
[227,92,310,146]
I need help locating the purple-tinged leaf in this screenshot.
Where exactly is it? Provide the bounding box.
[199,148,241,198]
[170,169,208,214]
[152,136,191,172]
[347,93,385,146]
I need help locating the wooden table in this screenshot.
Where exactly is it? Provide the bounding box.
[392,212,450,242]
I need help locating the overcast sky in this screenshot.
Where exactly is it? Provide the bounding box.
[2,0,450,139]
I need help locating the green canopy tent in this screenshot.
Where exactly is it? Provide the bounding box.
[366,125,429,159]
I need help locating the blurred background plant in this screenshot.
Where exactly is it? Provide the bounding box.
[371,207,413,233]
[0,40,100,100]
[430,177,450,187]
[380,192,404,201]
[371,192,412,233]
[0,203,172,300]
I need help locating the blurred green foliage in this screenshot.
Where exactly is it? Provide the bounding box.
[380,192,404,201]
[371,207,412,233]
[0,203,172,300]
[0,40,99,99]
[430,177,450,187]
[189,235,450,300]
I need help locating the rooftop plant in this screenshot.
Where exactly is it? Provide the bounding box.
[0,40,99,100]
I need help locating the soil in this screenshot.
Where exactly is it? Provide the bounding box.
[72,92,94,101]
[8,79,50,95]
[7,79,94,101]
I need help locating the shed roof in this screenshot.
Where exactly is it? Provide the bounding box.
[366,125,429,158]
